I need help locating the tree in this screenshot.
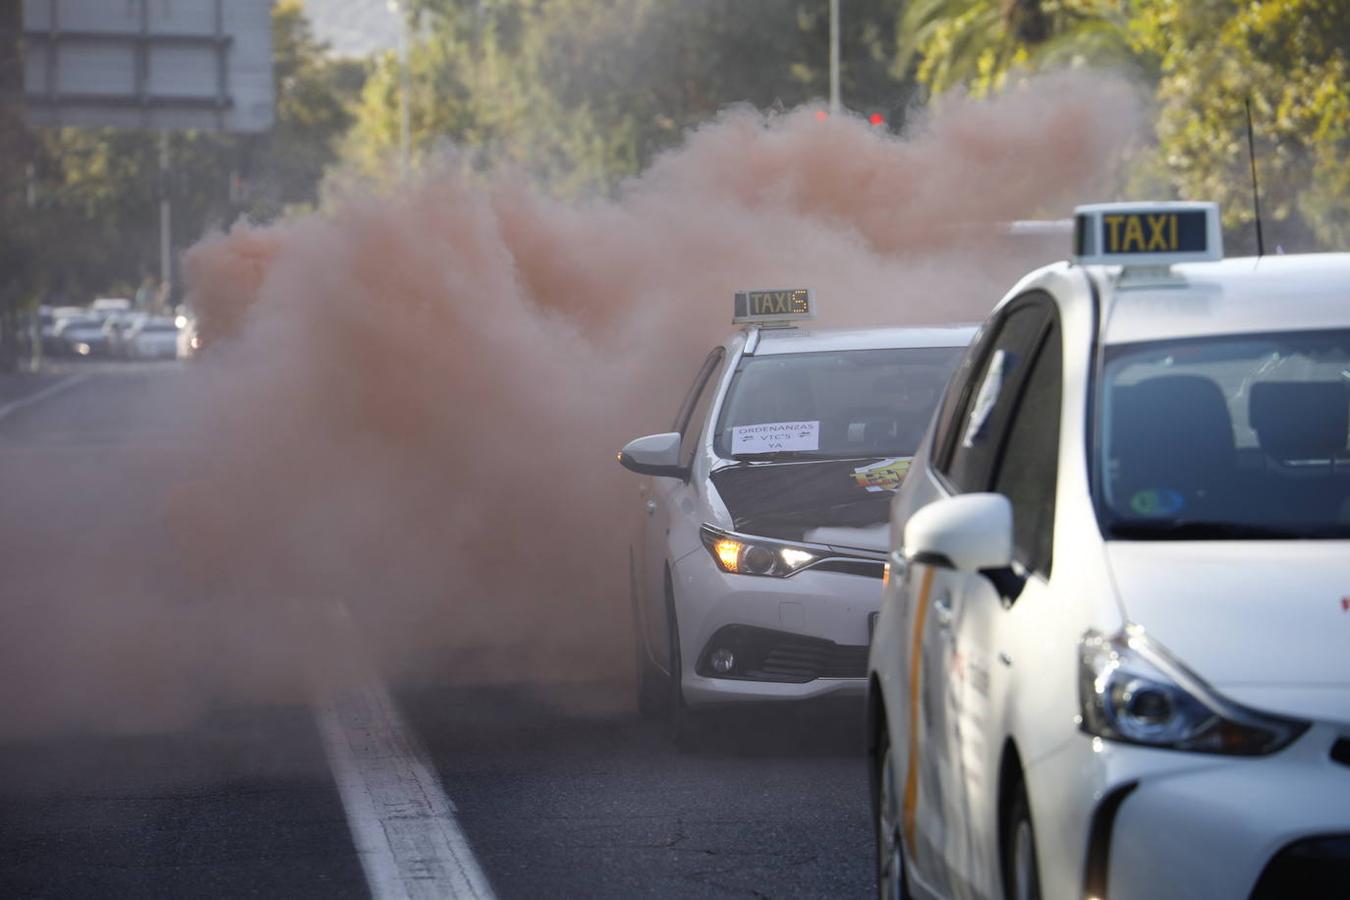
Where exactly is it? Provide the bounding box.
[895,0,1349,251]
[345,0,913,196]
[241,0,368,220]
[895,0,1137,99]
[1131,0,1350,250]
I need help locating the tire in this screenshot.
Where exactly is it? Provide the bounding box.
[664,570,702,750]
[634,608,666,719]
[874,733,911,900]
[1003,780,1041,900]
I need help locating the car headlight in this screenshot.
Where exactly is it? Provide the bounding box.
[1078,626,1307,756]
[699,526,820,577]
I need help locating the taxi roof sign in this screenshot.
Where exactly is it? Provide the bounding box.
[733,289,815,324]
[1073,202,1222,267]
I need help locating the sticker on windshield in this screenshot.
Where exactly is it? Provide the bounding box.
[852,457,912,493]
[962,350,1007,448]
[1130,488,1185,517]
[732,421,820,454]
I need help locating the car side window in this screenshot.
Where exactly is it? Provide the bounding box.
[930,321,995,468]
[940,298,1054,493]
[991,320,1062,576]
[674,348,726,467]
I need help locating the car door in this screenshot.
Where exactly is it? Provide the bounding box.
[942,308,1062,900]
[639,347,725,674]
[900,296,1056,899]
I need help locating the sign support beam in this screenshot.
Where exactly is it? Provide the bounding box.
[159,130,171,305]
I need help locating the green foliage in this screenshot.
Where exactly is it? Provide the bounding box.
[345,0,912,196]
[897,0,1138,98]
[898,0,1350,250]
[1131,0,1350,249]
[246,0,368,220]
[0,0,364,311]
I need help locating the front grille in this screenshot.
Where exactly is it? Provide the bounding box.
[1251,835,1350,899]
[1331,738,1350,768]
[811,558,885,579]
[696,625,868,683]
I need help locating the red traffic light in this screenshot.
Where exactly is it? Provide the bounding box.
[868,112,885,127]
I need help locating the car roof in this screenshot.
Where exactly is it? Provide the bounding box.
[1094,252,1350,345]
[746,325,977,356]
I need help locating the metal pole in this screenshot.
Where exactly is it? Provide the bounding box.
[828,0,840,114]
[388,0,410,178]
[399,26,410,178]
[159,130,171,300]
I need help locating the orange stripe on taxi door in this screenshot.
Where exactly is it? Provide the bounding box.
[901,566,936,857]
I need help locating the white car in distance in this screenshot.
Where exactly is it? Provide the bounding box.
[103,311,148,358]
[868,202,1350,900]
[125,317,180,360]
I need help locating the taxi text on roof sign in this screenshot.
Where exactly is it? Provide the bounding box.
[1072,201,1223,267]
[733,289,815,324]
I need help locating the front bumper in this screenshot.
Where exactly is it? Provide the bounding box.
[670,550,882,706]
[1029,724,1350,900]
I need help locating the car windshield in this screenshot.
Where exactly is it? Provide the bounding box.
[1097,328,1350,539]
[713,346,963,460]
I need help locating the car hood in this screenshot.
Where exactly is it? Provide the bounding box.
[709,457,910,552]
[1106,542,1350,721]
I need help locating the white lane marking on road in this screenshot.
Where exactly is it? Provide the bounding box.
[316,682,496,900]
[0,374,90,423]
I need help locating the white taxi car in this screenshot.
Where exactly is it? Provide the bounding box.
[868,202,1350,900]
[618,290,973,744]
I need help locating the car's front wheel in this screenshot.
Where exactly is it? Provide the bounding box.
[1003,780,1041,900]
[634,620,665,718]
[664,571,703,749]
[875,736,911,899]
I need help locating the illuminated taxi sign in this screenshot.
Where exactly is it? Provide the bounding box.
[733,288,815,324]
[1072,202,1222,266]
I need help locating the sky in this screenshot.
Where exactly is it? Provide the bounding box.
[302,0,402,57]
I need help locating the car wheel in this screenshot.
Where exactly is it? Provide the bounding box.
[633,560,665,719]
[875,736,911,900]
[1003,780,1041,900]
[664,571,701,750]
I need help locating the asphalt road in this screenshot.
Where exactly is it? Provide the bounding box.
[0,362,876,900]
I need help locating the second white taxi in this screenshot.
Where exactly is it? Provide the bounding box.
[619,290,972,745]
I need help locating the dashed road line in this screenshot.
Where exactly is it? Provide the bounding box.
[0,373,90,423]
[315,682,496,900]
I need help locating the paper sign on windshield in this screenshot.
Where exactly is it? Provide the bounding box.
[732,421,820,454]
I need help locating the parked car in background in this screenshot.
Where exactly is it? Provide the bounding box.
[90,297,133,315]
[176,314,202,360]
[103,311,148,358]
[44,307,89,356]
[56,314,110,357]
[126,317,180,360]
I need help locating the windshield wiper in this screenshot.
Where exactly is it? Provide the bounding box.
[1109,519,1350,540]
[728,451,851,462]
[726,451,891,464]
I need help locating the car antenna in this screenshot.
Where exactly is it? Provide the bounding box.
[1244,97,1266,258]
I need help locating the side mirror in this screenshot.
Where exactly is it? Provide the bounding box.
[617,432,687,479]
[903,493,1013,572]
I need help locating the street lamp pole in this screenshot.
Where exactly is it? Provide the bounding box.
[388,0,411,179]
[159,131,172,298]
[829,0,841,115]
